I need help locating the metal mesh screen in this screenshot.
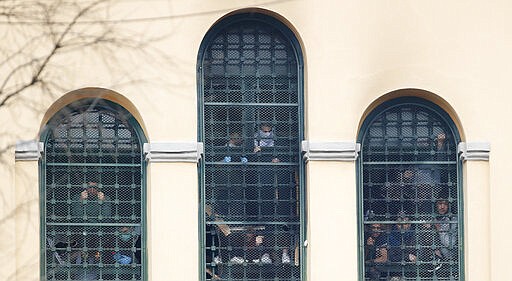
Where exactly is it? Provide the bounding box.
[360,103,460,281]
[43,100,144,281]
[201,19,302,281]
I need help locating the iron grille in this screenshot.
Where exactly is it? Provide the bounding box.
[42,100,145,281]
[200,18,302,281]
[360,101,460,281]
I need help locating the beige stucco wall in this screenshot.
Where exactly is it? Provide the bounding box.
[2,0,510,280]
[14,160,39,281]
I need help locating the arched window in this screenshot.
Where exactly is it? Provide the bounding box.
[41,98,146,280]
[198,13,304,281]
[358,97,462,281]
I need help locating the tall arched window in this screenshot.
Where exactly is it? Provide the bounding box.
[41,98,146,280]
[358,97,462,281]
[198,13,304,281]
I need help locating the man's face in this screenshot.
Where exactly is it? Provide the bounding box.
[261,125,272,133]
[232,137,242,146]
[397,218,411,230]
[403,170,414,182]
[86,182,99,196]
[120,227,131,233]
[436,200,449,215]
[86,187,98,196]
[370,224,382,237]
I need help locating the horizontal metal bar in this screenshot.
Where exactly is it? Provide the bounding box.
[206,221,299,226]
[205,161,299,166]
[46,163,141,167]
[362,161,456,165]
[48,201,142,204]
[204,102,298,107]
[205,73,297,78]
[47,185,141,189]
[364,220,457,225]
[47,222,141,227]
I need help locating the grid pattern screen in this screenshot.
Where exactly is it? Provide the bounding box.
[200,18,302,281]
[43,100,145,281]
[360,101,460,281]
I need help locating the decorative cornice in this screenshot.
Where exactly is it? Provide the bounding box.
[143,142,204,163]
[458,142,490,161]
[15,140,43,161]
[301,140,360,162]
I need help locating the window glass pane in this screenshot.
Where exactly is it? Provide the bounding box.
[201,17,302,281]
[43,99,145,281]
[360,101,460,281]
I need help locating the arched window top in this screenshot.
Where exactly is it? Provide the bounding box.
[41,98,146,280]
[198,12,303,74]
[358,96,462,281]
[42,98,146,165]
[198,12,305,281]
[359,97,460,162]
[197,12,304,152]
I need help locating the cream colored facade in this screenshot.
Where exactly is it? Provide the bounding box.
[1,1,509,280]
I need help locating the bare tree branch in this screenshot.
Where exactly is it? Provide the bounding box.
[0,0,176,162]
[0,0,106,107]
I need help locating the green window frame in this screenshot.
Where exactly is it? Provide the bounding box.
[357,97,463,281]
[197,13,305,281]
[40,98,147,281]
